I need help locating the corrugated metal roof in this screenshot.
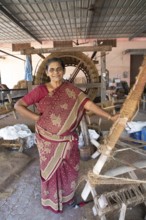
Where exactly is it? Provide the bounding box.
[0,0,146,44]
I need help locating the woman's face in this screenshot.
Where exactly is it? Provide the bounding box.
[46,61,65,83]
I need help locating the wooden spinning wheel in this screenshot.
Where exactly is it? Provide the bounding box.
[35,52,99,100]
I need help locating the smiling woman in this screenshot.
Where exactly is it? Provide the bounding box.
[46,58,65,88]
[14,57,118,213]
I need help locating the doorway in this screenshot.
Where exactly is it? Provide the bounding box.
[130,55,143,87]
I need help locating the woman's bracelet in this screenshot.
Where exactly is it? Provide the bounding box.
[107,115,112,120]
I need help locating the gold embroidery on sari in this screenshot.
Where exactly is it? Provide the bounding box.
[65,88,76,99]
[54,192,57,199]
[70,181,76,190]
[37,140,51,164]
[50,113,61,126]
[41,155,47,162]
[48,92,53,97]
[44,148,51,154]
[60,103,68,110]
[42,142,67,180]
[74,164,79,171]
[44,190,49,196]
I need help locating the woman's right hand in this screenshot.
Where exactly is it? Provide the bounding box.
[34,114,40,122]
[15,99,41,122]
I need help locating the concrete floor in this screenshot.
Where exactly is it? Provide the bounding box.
[0,110,146,220]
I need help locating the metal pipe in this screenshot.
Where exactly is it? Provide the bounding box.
[0,50,25,61]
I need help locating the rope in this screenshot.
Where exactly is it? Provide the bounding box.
[87,170,146,186]
[131,102,139,121]
[111,155,146,176]
[99,100,141,155]
[96,185,145,207]
[116,140,146,157]
[108,117,128,137]
[98,117,128,155]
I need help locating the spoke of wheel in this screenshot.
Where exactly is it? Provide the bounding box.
[69,60,83,82]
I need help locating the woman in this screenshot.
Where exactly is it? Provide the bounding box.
[14,57,118,213]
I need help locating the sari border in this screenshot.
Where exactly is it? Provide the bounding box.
[41,191,75,213]
[58,94,89,135]
[41,142,69,180]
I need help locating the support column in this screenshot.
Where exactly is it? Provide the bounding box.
[101,52,106,103]
[79,116,92,160]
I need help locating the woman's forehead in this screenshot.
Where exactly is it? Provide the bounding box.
[49,61,62,67]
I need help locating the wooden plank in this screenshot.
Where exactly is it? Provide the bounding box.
[101,52,106,102]
[21,45,112,55]
[97,39,117,47]
[104,160,146,176]
[74,82,100,89]
[53,41,73,47]
[31,47,45,59]
[125,49,146,55]
[12,43,31,51]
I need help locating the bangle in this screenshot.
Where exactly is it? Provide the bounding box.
[107,115,112,120]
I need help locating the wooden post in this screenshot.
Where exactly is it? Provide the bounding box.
[27,81,32,92]
[79,116,92,160]
[7,94,17,119]
[101,52,106,103]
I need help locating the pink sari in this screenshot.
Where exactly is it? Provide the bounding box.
[22,82,89,213]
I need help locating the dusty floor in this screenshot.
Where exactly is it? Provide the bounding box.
[0,110,146,220]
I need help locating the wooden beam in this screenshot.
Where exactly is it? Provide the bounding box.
[124,49,146,55]
[97,39,117,47]
[21,46,112,55]
[74,82,100,89]
[101,51,106,102]
[12,43,31,52]
[53,41,73,47]
[31,47,45,59]
[37,54,45,59]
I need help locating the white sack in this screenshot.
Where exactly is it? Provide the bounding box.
[125,121,146,134]
[0,124,32,140]
[78,129,100,148]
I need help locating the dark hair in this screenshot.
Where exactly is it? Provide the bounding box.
[46,57,65,70]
